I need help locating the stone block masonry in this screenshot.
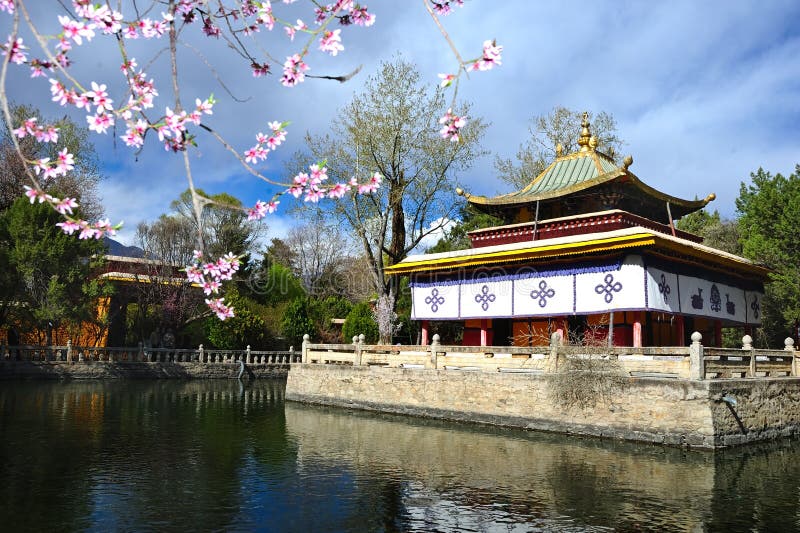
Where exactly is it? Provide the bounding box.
[285,364,800,449]
[0,361,288,380]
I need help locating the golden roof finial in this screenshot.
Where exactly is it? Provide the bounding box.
[578,111,591,152]
[555,143,563,157]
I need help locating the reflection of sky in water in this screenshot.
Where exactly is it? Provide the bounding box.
[1,381,799,532]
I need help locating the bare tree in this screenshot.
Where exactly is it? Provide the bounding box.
[495,107,624,190]
[301,58,488,342]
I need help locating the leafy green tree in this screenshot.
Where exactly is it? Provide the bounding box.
[342,302,379,344]
[248,262,306,307]
[495,107,623,190]
[676,208,741,255]
[300,58,488,342]
[736,165,800,345]
[0,196,110,344]
[204,289,268,349]
[281,297,315,347]
[309,295,353,342]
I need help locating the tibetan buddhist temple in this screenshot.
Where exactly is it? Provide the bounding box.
[386,114,769,348]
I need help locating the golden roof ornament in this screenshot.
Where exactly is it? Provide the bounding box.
[622,155,633,170]
[555,143,563,157]
[578,111,591,152]
[588,135,598,151]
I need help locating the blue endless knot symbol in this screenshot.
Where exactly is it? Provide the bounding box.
[530,280,555,308]
[658,274,670,303]
[751,296,760,320]
[595,273,623,304]
[425,288,445,313]
[474,284,496,311]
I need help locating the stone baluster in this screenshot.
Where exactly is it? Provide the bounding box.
[137,342,144,362]
[549,332,560,372]
[302,334,310,364]
[78,350,84,362]
[246,345,252,364]
[689,331,704,380]
[352,335,361,366]
[786,337,797,376]
[430,334,441,369]
[66,340,73,363]
[198,344,204,363]
[743,335,755,377]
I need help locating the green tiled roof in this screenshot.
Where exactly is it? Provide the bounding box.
[510,151,618,198]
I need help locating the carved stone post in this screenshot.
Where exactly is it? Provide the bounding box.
[430,334,441,369]
[690,331,704,380]
[66,340,73,363]
[246,345,252,364]
[352,335,362,366]
[743,335,755,377]
[302,334,310,364]
[549,332,561,372]
[785,337,797,376]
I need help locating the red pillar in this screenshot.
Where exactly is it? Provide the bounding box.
[714,320,722,347]
[676,315,685,346]
[421,320,429,346]
[633,312,643,348]
[555,317,566,345]
[480,319,488,347]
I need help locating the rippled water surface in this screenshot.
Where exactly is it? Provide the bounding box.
[2,380,800,532]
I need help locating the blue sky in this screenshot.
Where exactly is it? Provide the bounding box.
[4,1,799,246]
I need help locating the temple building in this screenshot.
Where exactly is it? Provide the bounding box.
[386,114,768,348]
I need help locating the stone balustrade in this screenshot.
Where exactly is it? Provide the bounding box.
[300,332,800,381]
[0,341,301,366]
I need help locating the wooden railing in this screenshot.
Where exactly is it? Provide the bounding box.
[0,342,301,365]
[301,333,800,381]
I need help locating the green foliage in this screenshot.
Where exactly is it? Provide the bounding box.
[280,297,315,347]
[308,295,353,342]
[204,289,268,349]
[342,301,378,344]
[249,262,306,306]
[427,204,502,253]
[736,165,800,344]
[0,196,109,340]
[676,208,741,254]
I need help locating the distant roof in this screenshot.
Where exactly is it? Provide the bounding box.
[459,113,715,222]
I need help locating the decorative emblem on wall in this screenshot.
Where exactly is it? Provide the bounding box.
[725,294,736,315]
[474,285,496,311]
[530,280,555,308]
[751,295,760,320]
[658,274,671,303]
[710,284,721,312]
[424,288,445,313]
[691,288,704,310]
[594,274,623,304]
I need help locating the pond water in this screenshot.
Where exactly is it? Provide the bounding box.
[1,380,800,532]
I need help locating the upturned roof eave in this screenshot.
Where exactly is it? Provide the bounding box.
[466,168,712,213]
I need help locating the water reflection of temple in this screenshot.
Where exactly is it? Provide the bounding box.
[388,115,768,348]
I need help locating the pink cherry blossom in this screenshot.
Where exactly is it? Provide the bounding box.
[280,54,309,87]
[439,108,467,142]
[470,39,503,71]
[358,172,382,194]
[438,73,455,88]
[58,15,95,45]
[56,220,81,235]
[3,36,27,65]
[87,112,114,134]
[54,197,79,215]
[319,29,344,56]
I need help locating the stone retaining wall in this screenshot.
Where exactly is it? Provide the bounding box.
[0,361,288,380]
[285,364,800,449]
